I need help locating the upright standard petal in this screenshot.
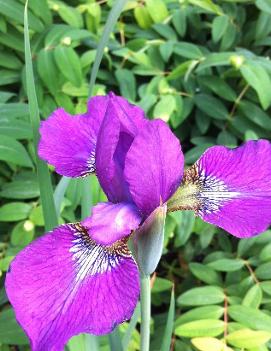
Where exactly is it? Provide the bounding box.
[124,120,184,217]
[109,92,146,133]
[6,224,140,350]
[82,202,142,245]
[38,96,109,177]
[168,140,271,238]
[95,95,146,202]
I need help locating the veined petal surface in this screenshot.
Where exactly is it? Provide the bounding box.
[6,224,139,350]
[82,202,142,245]
[95,94,146,202]
[38,96,108,177]
[124,119,184,217]
[169,140,271,237]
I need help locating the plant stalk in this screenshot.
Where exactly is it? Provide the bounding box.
[140,273,151,351]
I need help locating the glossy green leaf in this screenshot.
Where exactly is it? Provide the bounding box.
[174,210,195,246]
[241,62,271,110]
[0,202,32,222]
[226,329,271,348]
[0,135,32,167]
[134,6,152,29]
[0,103,29,119]
[259,242,271,261]
[145,0,168,23]
[0,120,32,140]
[177,286,225,306]
[189,263,222,285]
[54,45,83,87]
[192,337,233,351]
[198,76,236,102]
[207,259,245,272]
[174,42,203,59]
[56,3,83,28]
[175,319,224,338]
[0,308,28,344]
[212,16,229,43]
[153,95,176,122]
[185,144,213,164]
[152,278,172,293]
[0,180,39,199]
[255,262,271,280]
[228,305,271,331]
[239,100,271,131]
[11,221,34,247]
[256,0,271,14]
[115,68,136,101]
[189,0,223,14]
[0,0,43,32]
[194,94,228,120]
[242,284,262,309]
[37,49,60,95]
[175,306,224,327]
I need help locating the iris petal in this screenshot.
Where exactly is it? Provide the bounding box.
[38,96,109,178]
[6,223,140,350]
[169,140,271,238]
[124,119,184,217]
[82,202,142,245]
[95,94,146,202]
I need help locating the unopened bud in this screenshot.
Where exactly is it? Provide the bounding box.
[61,36,72,46]
[24,220,34,232]
[230,55,245,69]
[135,204,167,275]
[52,4,59,11]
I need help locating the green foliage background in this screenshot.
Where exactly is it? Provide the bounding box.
[0,0,271,350]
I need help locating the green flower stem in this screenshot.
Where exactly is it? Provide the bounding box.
[140,273,151,351]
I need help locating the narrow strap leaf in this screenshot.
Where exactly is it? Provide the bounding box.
[24,0,57,231]
[122,303,141,350]
[81,177,92,218]
[160,287,175,351]
[84,334,100,351]
[109,329,123,351]
[88,0,129,97]
[54,177,71,218]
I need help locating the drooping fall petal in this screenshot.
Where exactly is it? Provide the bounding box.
[38,96,109,177]
[169,140,271,238]
[6,223,140,350]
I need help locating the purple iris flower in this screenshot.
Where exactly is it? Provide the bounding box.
[5,92,271,350]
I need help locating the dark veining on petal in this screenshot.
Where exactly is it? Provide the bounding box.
[71,223,131,258]
[167,163,240,215]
